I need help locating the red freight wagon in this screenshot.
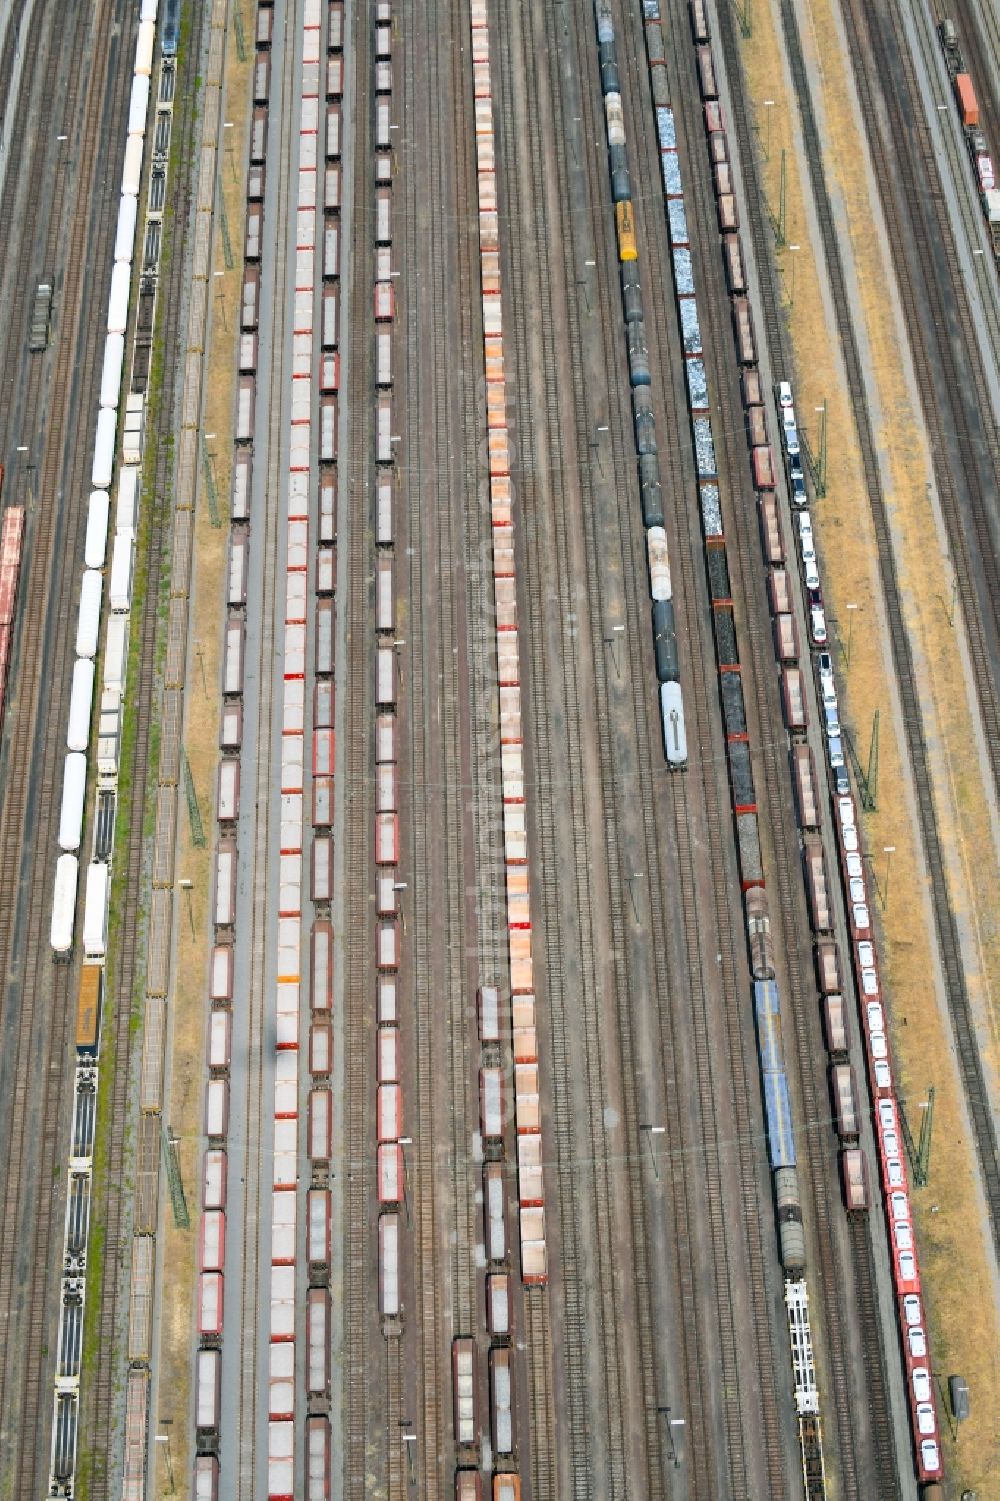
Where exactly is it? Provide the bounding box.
[313,728,335,778]
[327,54,344,99]
[375,811,399,865]
[319,469,337,543]
[487,1273,511,1339]
[307,1288,331,1398]
[250,106,268,164]
[375,713,396,763]
[202,1148,228,1211]
[768,568,792,616]
[378,1142,403,1204]
[774,613,798,664]
[312,835,333,904]
[319,395,338,462]
[328,1,344,52]
[309,1020,332,1075]
[377,1083,401,1142]
[375,763,397,813]
[247,160,266,202]
[792,743,819,829]
[781,666,806,732]
[320,352,340,393]
[314,679,334,730]
[209,943,234,1002]
[311,920,334,1012]
[453,1337,478,1447]
[815,939,841,994]
[241,266,260,330]
[377,918,399,970]
[312,775,333,828]
[830,1062,860,1140]
[760,496,784,564]
[742,367,762,407]
[804,833,832,933]
[377,1026,399,1084]
[697,45,717,99]
[379,1212,400,1316]
[720,231,744,292]
[326,103,341,160]
[841,1148,869,1211]
[325,161,341,210]
[315,597,334,675]
[315,546,334,597]
[752,445,775,490]
[254,51,271,104]
[746,405,768,448]
[375,281,395,321]
[198,1272,224,1339]
[823,993,850,1058]
[322,284,339,349]
[308,1188,332,1273]
[308,1089,332,1163]
[199,1209,226,1272]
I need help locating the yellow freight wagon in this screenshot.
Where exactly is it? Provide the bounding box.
[76,964,103,1055]
[615,199,637,261]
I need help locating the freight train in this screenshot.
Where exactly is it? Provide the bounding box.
[594,2,687,768]
[938,19,1000,254]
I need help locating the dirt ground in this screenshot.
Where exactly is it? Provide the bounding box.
[740,0,1000,1492]
[153,16,250,1500]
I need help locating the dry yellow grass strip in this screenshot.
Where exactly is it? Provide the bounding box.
[154,18,251,1499]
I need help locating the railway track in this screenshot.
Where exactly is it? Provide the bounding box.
[0,3,137,1491]
[912,0,1000,366]
[654,0,903,1494]
[945,0,1000,156]
[342,0,375,1487]
[742,0,1000,1263]
[850,0,1000,787]
[82,8,209,1494]
[491,6,630,1496]
[231,2,298,1492]
[494,0,797,1493]
[395,0,451,1487]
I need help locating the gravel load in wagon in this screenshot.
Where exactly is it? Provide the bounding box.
[667,197,689,246]
[692,416,716,477]
[736,811,763,884]
[661,151,683,197]
[728,740,755,810]
[706,544,731,602]
[714,606,738,666]
[699,482,722,536]
[673,246,694,294]
[720,669,746,736]
[679,297,702,355]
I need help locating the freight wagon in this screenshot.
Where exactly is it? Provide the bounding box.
[781,666,806,733]
[490,1348,515,1458]
[803,834,832,933]
[792,744,819,829]
[830,1062,860,1141]
[453,1338,478,1447]
[615,199,638,261]
[76,965,103,1054]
